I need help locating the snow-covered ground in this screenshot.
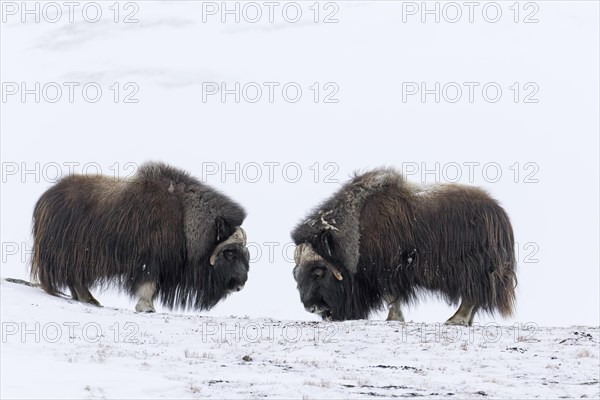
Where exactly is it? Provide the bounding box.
[2,280,598,399]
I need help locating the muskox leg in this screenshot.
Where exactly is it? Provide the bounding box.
[445,300,475,326]
[468,306,479,326]
[135,282,156,313]
[72,283,102,307]
[385,296,405,322]
[68,282,79,301]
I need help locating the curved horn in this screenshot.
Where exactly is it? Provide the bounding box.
[294,244,306,265]
[210,227,247,266]
[294,243,343,281]
[294,243,323,266]
[330,266,343,281]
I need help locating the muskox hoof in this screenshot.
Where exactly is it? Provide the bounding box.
[446,301,476,326]
[135,302,156,313]
[86,298,103,307]
[386,309,405,322]
[76,288,102,307]
[445,319,469,326]
[135,306,155,313]
[445,316,471,326]
[386,315,405,322]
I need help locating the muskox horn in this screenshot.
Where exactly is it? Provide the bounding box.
[293,244,306,265]
[294,243,323,265]
[210,226,247,266]
[331,266,343,281]
[294,243,343,281]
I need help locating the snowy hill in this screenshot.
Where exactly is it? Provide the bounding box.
[2,280,598,399]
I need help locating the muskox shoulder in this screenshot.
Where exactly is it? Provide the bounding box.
[293,168,405,238]
[134,161,246,222]
[349,167,404,191]
[135,161,199,190]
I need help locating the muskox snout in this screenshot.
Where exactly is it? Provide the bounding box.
[226,273,247,294]
[227,281,245,294]
[304,303,331,318]
[306,305,317,313]
[305,304,324,314]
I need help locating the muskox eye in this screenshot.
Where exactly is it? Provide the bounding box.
[223,250,236,261]
[313,266,326,277]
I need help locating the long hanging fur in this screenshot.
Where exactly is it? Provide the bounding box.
[292,168,516,320]
[31,161,247,310]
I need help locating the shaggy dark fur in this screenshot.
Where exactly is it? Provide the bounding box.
[31,161,249,310]
[292,168,516,322]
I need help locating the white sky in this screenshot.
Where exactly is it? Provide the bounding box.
[1,1,598,326]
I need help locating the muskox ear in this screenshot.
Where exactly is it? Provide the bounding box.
[320,231,334,258]
[215,217,231,243]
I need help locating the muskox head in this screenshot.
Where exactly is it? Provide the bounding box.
[293,241,358,321]
[209,221,250,295]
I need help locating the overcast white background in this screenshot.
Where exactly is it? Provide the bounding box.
[1,0,598,327]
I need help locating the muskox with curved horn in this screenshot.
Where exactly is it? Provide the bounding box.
[31,161,250,312]
[292,168,516,326]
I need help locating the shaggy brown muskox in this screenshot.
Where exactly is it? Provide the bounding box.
[292,168,516,325]
[31,161,250,312]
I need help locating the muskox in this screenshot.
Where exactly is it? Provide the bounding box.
[31,162,250,312]
[292,168,516,326]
